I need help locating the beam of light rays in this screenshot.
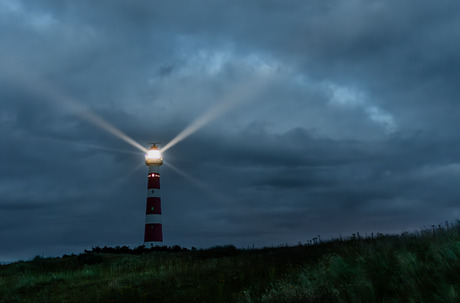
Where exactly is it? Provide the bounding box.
[164,161,231,204]
[69,107,149,154]
[161,76,270,153]
[3,62,148,154]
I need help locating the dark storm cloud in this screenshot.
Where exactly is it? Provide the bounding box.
[1,0,460,261]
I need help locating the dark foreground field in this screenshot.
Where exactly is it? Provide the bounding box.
[2,222,460,303]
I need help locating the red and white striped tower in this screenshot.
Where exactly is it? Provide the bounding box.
[144,144,164,245]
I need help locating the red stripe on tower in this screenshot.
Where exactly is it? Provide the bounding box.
[144,144,164,245]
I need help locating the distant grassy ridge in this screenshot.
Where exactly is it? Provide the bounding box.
[2,221,460,302]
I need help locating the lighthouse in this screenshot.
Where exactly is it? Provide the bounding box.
[144,143,164,245]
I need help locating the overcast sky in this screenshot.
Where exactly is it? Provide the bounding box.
[2,0,460,262]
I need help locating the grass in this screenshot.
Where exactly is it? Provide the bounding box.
[2,222,460,302]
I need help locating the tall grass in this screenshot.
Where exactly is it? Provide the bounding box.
[247,222,460,303]
[2,222,460,302]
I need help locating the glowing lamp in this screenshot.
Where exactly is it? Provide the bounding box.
[145,144,163,166]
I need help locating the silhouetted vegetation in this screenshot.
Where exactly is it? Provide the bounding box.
[2,221,460,302]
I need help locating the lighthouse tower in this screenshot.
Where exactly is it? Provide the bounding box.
[144,144,164,245]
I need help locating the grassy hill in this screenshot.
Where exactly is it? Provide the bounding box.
[2,222,460,302]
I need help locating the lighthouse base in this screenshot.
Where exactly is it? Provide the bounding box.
[144,223,163,244]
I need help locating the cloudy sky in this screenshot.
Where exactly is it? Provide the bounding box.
[2,0,460,261]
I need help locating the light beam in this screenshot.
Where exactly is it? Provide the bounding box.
[3,63,148,154]
[161,77,269,153]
